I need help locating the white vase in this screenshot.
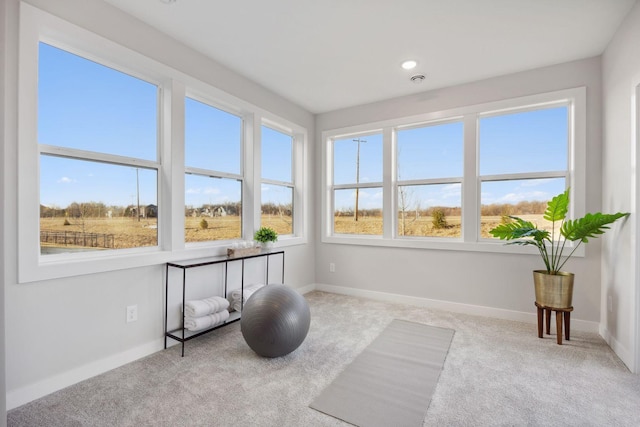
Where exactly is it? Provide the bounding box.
[261,241,274,250]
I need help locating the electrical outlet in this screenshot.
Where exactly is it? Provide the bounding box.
[329,262,335,273]
[126,305,138,323]
[608,296,613,312]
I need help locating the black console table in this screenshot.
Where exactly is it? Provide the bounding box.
[164,250,285,356]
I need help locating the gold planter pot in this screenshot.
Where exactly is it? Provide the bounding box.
[533,270,574,309]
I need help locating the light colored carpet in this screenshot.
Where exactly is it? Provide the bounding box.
[7,291,640,426]
[310,319,454,427]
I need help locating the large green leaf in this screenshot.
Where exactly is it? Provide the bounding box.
[543,188,569,222]
[489,217,534,240]
[488,187,628,276]
[489,217,549,243]
[561,212,629,242]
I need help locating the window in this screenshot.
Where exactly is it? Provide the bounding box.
[323,88,584,253]
[396,121,463,238]
[261,125,294,235]
[479,105,569,239]
[38,42,159,255]
[19,5,308,282]
[184,97,243,243]
[331,133,383,235]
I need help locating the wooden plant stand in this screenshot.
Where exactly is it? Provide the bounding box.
[535,302,573,345]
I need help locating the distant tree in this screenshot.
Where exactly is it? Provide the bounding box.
[432,208,447,229]
[398,186,413,236]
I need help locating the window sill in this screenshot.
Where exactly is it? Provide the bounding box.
[20,236,308,284]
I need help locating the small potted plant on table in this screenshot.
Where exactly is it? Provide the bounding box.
[254,226,278,249]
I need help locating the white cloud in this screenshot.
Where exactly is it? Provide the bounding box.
[203,187,221,195]
[57,177,74,184]
[187,186,222,196]
[496,190,550,204]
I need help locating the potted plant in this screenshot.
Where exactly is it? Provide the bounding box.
[489,188,628,308]
[254,226,278,248]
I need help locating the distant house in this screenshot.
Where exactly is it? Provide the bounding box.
[145,204,157,218]
[130,204,157,218]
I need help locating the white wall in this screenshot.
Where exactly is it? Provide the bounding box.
[602,0,640,372]
[1,0,16,424]
[3,0,315,409]
[315,57,605,325]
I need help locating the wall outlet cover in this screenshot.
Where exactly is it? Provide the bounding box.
[126,305,138,322]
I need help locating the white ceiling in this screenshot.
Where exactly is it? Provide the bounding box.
[103,0,636,114]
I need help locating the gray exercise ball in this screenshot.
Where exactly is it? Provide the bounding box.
[241,284,310,358]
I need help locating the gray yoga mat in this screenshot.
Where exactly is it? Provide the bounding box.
[310,319,454,427]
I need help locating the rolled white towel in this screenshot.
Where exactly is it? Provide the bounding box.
[184,296,229,318]
[228,283,266,312]
[229,283,265,302]
[184,310,230,332]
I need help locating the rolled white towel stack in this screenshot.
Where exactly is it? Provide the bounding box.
[184,310,229,332]
[184,296,229,318]
[228,283,265,312]
[183,296,230,332]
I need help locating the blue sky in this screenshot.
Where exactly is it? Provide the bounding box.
[39,42,567,213]
[39,43,291,210]
[39,43,157,208]
[333,107,567,212]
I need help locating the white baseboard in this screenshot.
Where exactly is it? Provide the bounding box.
[314,283,600,334]
[293,283,316,295]
[7,339,164,410]
[599,325,634,372]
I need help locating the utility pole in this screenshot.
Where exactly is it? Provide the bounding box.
[136,168,140,222]
[353,138,366,221]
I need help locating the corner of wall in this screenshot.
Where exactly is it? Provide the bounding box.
[600,0,640,374]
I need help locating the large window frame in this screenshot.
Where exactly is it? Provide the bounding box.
[322,88,586,255]
[330,130,384,237]
[184,93,246,246]
[37,40,162,256]
[395,119,464,239]
[18,4,307,283]
[260,121,296,237]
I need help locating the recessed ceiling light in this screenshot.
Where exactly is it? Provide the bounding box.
[410,74,426,84]
[401,60,417,70]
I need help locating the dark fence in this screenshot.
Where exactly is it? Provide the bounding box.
[40,230,115,249]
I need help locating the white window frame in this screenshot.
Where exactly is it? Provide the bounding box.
[257,118,307,241]
[476,101,572,242]
[395,118,465,240]
[329,130,385,237]
[18,4,173,283]
[322,87,586,255]
[18,4,308,283]
[259,122,294,236]
[183,92,246,247]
